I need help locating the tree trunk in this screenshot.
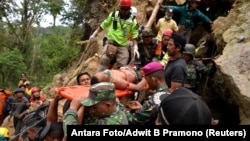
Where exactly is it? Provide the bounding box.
[53,15,56,27]
[144,0,163,28]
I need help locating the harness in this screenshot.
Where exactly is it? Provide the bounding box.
[111,10,134,30]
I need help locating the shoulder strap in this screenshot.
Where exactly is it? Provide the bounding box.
[112,9,117,30]
[132,15,135,21]
[112,9,116,17]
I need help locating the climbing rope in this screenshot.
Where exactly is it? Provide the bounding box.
[9,115,47,141]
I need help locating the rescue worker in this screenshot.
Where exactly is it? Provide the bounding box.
[0,88,12,125]
[161,0,213,43]
[29,87,46,110]
[18,73,28,87]
[183,43,210,92]
[133,28,158,68]
[126,61,170,125]
[108,5,139,69]
[90,0,139,72]
[24,81,32,96]
[63,72,92,114]
[63,82,129,138]
[159,28,174,67]
[9,88,30,141]
[164,33,187,93]
[154,8,178,42]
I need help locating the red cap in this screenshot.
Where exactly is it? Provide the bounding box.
[31,87,40,93]
[141,61,164,76]
[163,28,173,36]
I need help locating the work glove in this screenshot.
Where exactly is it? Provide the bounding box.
[133,45,140,59]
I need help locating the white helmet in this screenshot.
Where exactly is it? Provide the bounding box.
[130,6,137,17]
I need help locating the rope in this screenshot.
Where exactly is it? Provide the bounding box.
[9,103,50,140]
[210,35,218,58]
[9,115,47,141]
[10,103,30,105]
[203,75,209,99]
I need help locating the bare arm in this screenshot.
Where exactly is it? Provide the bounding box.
[92,26,103,37]
[77,106,84,124]
[114,77,147,91]
[130,78,147,91]
[47,94,63,124]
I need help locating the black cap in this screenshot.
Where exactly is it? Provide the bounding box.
[159,87,212,125]
[14,88,24,94]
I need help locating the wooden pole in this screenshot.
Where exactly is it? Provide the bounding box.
[144,0,163,29]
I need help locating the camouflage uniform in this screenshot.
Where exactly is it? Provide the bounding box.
[184,59,209,92]
[134,28,158,68]
[127,85,169,125]
[63,82,128,136]
[135,39,158,68]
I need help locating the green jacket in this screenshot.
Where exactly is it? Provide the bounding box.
[162,4,212,29]
[100,11,139,46]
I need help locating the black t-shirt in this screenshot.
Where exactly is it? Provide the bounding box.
[164,57,187,88]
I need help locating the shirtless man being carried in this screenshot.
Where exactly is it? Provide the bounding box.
[91,66,147,105]
[92,66,146,91]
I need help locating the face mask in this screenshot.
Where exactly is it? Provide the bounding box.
[165,15,172,20]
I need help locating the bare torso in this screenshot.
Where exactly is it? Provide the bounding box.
[95,68,144,91]
[111,68,136,83]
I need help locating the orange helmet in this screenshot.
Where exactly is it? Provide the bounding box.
[163,29,173,36]
[119,0,132,7]
[31,87,40,94]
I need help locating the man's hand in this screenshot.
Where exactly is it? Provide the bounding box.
[69,97,82,111]
[18,113,24,119]
[127,100,142,110]
[54,92,64,101]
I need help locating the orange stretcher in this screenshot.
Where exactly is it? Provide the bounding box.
[54,85,134,100]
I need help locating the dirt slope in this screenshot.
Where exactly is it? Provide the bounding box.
[43,0,250,125]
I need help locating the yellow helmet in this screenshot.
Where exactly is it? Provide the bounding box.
[0,127,9,138]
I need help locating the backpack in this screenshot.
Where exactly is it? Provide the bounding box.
[111,10,135,30]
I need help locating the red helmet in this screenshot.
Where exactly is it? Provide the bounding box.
[119,0,132,7]
[31,87,40,93]
[163,29,173,36]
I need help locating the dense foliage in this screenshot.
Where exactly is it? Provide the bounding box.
[0,0,81,89]
[0,26,79,89]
